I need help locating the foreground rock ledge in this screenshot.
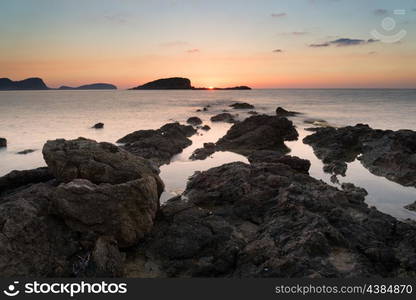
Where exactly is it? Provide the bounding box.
[125,161,416,278]
[0,138,163,276]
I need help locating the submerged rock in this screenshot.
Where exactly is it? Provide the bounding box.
[0,137,6,148]
[304,124,416,187]
[210,113,236,123]
[201,125,211,131]
[304,118,331,127]
[92,122,104,129]
[187,117,202,126]
[0,138,163,276]
[276,107,300,117]
[117,123,196,166]
[230,102,255,109]
[17,149,36,155]
[216,115,298,156]
[127,161,416,278]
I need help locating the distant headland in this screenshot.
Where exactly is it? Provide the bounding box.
[58,83,117,90]
[130,77,251,90]
[0,77,48,90]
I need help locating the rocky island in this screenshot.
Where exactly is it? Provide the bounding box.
[58,83,117,90]
[0,77,49,90]
[130,77,251,90]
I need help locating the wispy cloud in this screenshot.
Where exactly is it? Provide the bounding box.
[186,49,200,53]
[374,9,388,16]
[104,14,129,24]
[272,49,283,53]
[309,38,379,47]
[309,42,330,47]
[160,41,189,47]
[271,12,287,18]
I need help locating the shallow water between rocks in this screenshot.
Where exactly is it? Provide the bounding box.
[0,89,415,220]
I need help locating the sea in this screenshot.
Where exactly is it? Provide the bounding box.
[0,89,415,220]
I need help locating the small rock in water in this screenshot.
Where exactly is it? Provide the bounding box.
[230,102,254,109]
[201,125,211,131]
[17,149,36,155]
[247,111,258,115]
[405,201,416,212]
[187,117,203,126]
[92,122,104,129]
[210,113,236,123]
[0,137,6,148]
[276,107,300,117]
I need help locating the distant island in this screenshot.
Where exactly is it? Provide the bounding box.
[130,77,251,90]
[0,77,49,90]
[58,83,117,90]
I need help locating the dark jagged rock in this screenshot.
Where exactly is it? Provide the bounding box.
[323,161,348,176]
[59,83,117,90]
[0,138,163,276]
[189,143,216,160]
[201,125,211,131]
[117,123,196,166]
[126,161,416,278]
[304,124,416,187]
[92,122,104,129]
[0,77,49,90]
[275,107,300,117]
[186,117,202,126]
[210,113,236,123]
[16,149,36,155]
[131,77,192,90]
[0,167,53,196]
[405,201,416,212]
[230,102,255,109]
[216,115,298,156]
[248,151,310,174]
[0,138,6,148]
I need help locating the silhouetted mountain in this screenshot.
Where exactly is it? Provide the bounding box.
[130,77,192,90]
[58,83,117,90]
[0,77,49,90]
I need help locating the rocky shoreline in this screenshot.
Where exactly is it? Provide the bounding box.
[0,104,416,277]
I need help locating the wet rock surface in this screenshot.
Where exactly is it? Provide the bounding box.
[186,117,202,126]
[276,107,300,117]
[210,113,236,123]
[230,102,255,109]
[304,124,416,187]
[126,161,416,278]
[92,122,104,129]
[0,138,163,276]
[190,143,216,160]
[117,123,196,166]
[216,115,298,156]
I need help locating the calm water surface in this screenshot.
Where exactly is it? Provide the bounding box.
[0,89,415,220]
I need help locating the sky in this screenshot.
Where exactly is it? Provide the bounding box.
[0,0,416,89]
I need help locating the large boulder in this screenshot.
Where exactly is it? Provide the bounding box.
[216,115,298,155]
[117,123,196,166]
[0,138,164,276]
[43,137,163,194]
[126,161,416,278]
